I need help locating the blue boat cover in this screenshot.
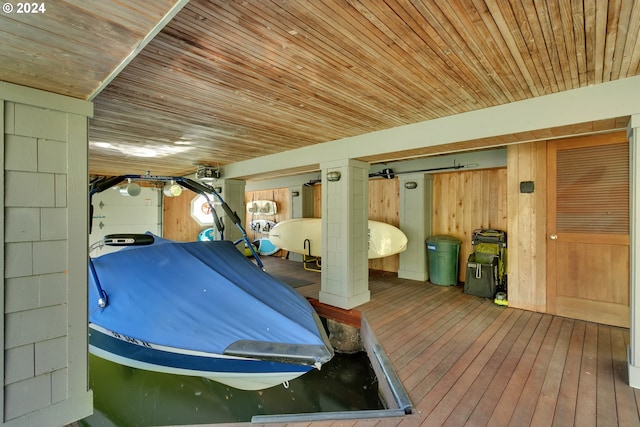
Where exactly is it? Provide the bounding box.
[89,235,325,356]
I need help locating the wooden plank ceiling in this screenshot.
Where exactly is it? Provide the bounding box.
[1,0,639,177]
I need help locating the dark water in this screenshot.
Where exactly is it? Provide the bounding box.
[80,352,384,427]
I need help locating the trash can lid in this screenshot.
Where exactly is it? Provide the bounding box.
[426,235,461,245]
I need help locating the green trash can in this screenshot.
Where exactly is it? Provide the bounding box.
[426,235,461,286]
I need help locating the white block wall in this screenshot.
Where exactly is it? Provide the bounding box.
[1,82,93,426]
[319,159,370,309]
[398,173,433,281]
[287,184,314,262]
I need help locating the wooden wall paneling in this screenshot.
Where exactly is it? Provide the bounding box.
[433,172,457,234]
[506,142,547,312]
[486,171,497,226]
[432,168,508,283]
[432,173,445,234]
[308,179,401,272]
[368,178,400,273]
[245,188,291,256]
[465,172,478,244]
[518,144,534,302]
[495,169,509,232]
[466,171,479,245]
[161,185,299,243]
[534,143,548,312]
[448,173,461,235]
[506,147,521,307]
[163,192,202,242]
[163,187,292,247]
[163,168,510,281]
[244,188,290,232]
[463,170,478,279]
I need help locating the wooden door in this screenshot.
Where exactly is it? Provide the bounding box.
[547,132,630,327]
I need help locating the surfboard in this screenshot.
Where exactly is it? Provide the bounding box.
[249,219,277,234]
[246,200,277,215]
[253,238,280,256]
[268,218,408,259]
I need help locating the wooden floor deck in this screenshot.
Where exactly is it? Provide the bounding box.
[173,255,637,427]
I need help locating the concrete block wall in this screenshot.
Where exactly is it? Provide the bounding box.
[2,82,93,426]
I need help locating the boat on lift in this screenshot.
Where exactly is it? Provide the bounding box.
[88,175,333,390]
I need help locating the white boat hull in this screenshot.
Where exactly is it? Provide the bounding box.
[89,324,313,391]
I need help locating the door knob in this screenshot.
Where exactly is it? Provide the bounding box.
[549,234,558,240]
